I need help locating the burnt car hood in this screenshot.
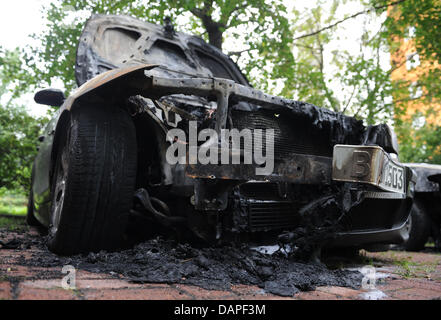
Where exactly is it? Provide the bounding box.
[76,14,249,87]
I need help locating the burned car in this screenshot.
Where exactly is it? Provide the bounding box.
[28,14,414,255]
[402,163,441,251]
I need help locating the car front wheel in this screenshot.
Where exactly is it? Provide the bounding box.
[47,105,137,255]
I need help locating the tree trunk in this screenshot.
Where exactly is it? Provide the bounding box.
[208,27,223,50]
[200,16,224,50]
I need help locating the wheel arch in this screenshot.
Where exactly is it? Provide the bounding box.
[64,64,157,112]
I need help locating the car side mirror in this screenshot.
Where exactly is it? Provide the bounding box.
[34,89,65,107]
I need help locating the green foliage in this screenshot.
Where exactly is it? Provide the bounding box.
[368,0,441,163]
[0,103,48,190]
[0,188,27,216]
[0,48,50,191]
[396,114,441,163]
[375,0,441,104]
[0,48,34,100]
[284,2,340,109]
[372,0,441,65]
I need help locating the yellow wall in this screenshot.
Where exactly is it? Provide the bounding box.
[390,24,441,126]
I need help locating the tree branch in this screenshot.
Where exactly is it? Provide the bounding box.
[227,48,254,56]
[293,0,407,41]
[393,93,429,104]
[342,85,359,114]
[224,3,248,27]
[388,52,417,75]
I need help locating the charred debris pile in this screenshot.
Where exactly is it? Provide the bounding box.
[11,231,362,297]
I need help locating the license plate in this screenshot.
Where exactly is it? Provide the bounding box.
[332,145,406,194]
[378,156,405,193]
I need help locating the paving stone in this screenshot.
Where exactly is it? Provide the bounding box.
[0,282,12,300]
[75,269,115,280]
[379,278,441,293]
[0,265,44,278]
[17,287,78,300]
[76,279,143,290]
[175,284,237,300]
[21,279,62,289]
[231,285,265,296]
[315,286,361,299]
[386,287,441,300]
[82,286,192,300]
[294,290,339,300]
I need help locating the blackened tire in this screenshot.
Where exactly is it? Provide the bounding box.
[404,200,430,252]
[47,105,137,255]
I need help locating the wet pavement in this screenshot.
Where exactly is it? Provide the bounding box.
[1,227,441,300]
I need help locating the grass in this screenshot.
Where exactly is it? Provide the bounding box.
[391,254,438,279]
[0,189,27,216]
[394,259,415,278]
[0,216,27,231]
[0,188,28,231]
[359,249,440,280]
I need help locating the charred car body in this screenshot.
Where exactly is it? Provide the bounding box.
[402,163,441,251]
[28,15,414,255]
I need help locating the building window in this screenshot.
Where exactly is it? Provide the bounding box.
[406,52,420,70]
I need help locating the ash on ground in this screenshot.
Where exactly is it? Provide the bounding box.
[5,229,363,297]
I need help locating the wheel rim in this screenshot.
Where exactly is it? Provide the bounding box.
[51,144,69,234]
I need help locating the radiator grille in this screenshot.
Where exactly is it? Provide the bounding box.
[248,202,298,231]
[231,109,332,159]
[236,182,299,232]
